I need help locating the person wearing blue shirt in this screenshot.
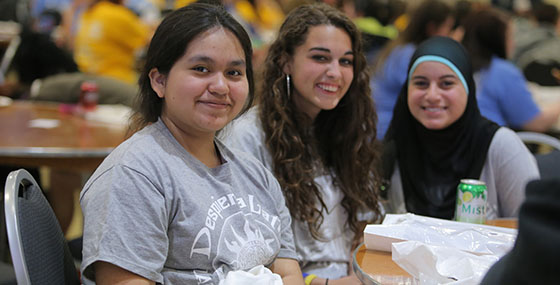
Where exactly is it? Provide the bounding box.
[462,8,560,132]
[476,56,541,128]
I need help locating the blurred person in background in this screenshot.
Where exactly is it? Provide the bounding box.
[31,0,71,19]
[370,0,455,139]
[123,0,162,29]
[0,0,135,236]
[382,36,538,220]
[174,0,284,50]
[350,0,400,66]
[227,3,382,284]
[512,2,560,86]
[73,0,151,84]
[0,0,24,23]
[449,0,474,42]
[462,7,560,132]
[0,26,78,99]
[58,0,159,51]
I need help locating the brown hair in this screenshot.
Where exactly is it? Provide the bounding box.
[461,7,510,72]
[259,3,382,239]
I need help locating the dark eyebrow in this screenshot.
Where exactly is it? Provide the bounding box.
[309,47,330,53]
[411,74,457,80]
[411,75,427,80]
[309,47,354,56]
[189,55,214,64]
[189,55,246,67]
[440,74,457,80]
[230,60,246,68]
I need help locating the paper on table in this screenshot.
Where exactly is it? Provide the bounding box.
[29,119,60,129]
[0,96,13,107]
[219,265,282,285]
[83,104,132,127]
[364,213,516,256]
[392,241,499,285]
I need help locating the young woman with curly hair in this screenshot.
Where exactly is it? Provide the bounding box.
[227,3,382,284]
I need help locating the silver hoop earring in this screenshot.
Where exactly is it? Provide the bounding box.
[286,74,291,99]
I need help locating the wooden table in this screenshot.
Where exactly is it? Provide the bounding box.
[1,100,128,232]
[353,219,518,285]
[0,100,126,172]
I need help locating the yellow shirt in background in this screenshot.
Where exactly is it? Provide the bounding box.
[74,1,150,84]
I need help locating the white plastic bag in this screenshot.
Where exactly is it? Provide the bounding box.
[219,265,283,285]
[364,213,516,256]
[392,241,500,285]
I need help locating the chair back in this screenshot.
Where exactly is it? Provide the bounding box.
[516,131,560,151]
[516,132,560,179]
[4,169,80,285]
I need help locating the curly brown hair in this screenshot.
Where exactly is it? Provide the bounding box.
[259,3,382,240]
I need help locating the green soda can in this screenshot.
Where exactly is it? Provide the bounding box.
[455,179,487,224]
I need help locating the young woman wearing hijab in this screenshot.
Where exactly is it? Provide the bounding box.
[80,4,303,284]
[370,0,455,139]
[226,3,382,284]
[382,36,539,220]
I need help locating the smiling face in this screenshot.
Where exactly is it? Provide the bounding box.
[407,61,468,130]
[284,24,354,119]
[149,26,249,138]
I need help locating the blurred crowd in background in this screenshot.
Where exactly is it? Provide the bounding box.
[1,0,559,105]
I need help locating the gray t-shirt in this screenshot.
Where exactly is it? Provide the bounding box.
[385,127,540,218]
[80,119,297,284]
[224,108,354,279]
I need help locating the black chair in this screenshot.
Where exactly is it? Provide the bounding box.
[4,169,80,285]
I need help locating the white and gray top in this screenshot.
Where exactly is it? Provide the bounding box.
[225,108,358,279]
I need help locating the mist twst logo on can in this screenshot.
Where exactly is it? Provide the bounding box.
[455,179,487,224]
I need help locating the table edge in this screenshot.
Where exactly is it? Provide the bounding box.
[352,243,381,285]
[0,147,115,158]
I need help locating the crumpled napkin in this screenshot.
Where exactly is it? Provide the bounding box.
[28,118,60,129]
[219,265,283,285]
[392,241,500,285]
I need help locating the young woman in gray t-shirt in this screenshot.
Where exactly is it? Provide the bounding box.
[80,3,304,284]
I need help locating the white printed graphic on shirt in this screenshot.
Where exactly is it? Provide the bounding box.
[218,214,277,269]
[191,193,281,284]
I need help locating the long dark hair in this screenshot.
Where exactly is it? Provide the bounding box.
[461,8,509,72]
[260,3,382,239]
[129,3,254,133]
